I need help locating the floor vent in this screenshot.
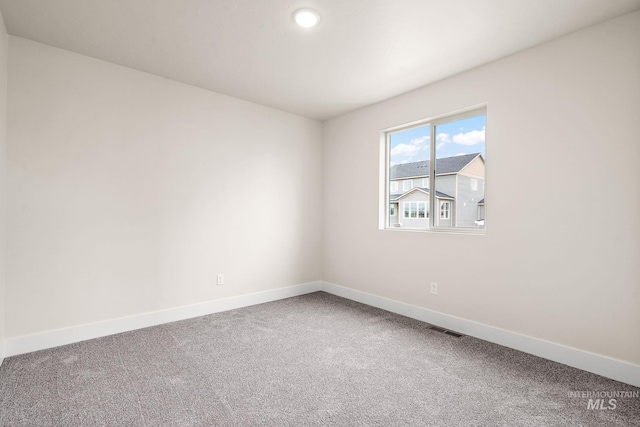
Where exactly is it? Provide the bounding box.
[428,325,463,338]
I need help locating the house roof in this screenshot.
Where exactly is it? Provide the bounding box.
[390,153,482,179]
[390,187,454,201]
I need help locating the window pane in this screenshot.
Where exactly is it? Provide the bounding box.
[440,201,450,220]
[388,124,431,229]
[434,114,486,229]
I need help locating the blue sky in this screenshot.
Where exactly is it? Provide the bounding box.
[389,115,486,166]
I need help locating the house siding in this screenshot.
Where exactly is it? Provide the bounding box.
[434,174,456,198]
[459,156,485,178]
[455,175,485,228]
[392,176,428,193]
[397,190,430,228]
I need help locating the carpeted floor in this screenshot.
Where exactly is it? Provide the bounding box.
[0,292,638,426]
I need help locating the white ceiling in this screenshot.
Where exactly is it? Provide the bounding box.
[1,0,639,121]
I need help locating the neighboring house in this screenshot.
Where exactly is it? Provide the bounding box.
[389,153,485,228]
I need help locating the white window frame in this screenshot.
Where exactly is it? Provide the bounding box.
[440,201,450,220]
[402,202,409,218]
[390,205,396,216]
[402,180,413,192]
[379,105,486,234]
[470,178,478,191]
[421,178,429,188]
[402,202,428,219]
[390,181,399,193]
[418,202,429,219]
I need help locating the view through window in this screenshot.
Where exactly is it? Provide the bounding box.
[384,109,486,231]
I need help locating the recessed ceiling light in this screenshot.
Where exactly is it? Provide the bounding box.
[293,8,320,28]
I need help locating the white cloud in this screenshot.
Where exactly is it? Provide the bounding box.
[390,136,429,159]
[390,143,421,158]
[452,129,485,146]
[411,136,430,146]
[436,133,451,144]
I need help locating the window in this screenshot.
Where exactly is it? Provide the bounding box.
[440,201,450,220]
[403,202,428,219]
[390,181,399,193]
[382,107,486,232]
[418,202,428,218]
[390,205,396,216]
[403,202,412,218]
[476,201,485,227]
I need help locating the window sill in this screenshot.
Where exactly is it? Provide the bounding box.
[382,226,486,236]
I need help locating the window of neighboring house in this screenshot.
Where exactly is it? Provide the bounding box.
[418,202,428,218]
[477,203,485,221]
[403,202,427,219]
[390,181,399,193]
[390,205,396,216]
[381,106,486,233]
[440,201,450,220]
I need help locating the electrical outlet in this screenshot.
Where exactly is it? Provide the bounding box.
[217,274,224,286]
[430,282,438,295]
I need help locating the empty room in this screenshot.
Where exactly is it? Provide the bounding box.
[0,1,639,426]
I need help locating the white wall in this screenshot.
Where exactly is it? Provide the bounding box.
[6,37,323,339]
[323,11,640,366]
[3,8,639,374]
[0,10,7,362]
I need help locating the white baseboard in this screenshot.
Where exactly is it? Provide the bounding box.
[320,281,640,388]
[4,281,322,358]
[4,280,639,389]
